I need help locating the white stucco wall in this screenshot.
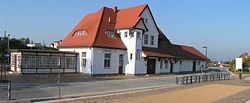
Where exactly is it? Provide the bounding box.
[140,7,159,48]
[91,48,128,75]
[118,29,146,75]
[179,59,206,72]
[179,60,193,72]
[159,60,171,73]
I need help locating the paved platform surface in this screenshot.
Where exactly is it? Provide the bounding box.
[0,74,176,102]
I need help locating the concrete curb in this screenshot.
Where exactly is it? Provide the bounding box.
[34,84,178,103]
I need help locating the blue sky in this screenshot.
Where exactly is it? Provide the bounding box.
[0,0,250,61]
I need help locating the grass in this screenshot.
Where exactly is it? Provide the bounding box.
[231,71,250,74]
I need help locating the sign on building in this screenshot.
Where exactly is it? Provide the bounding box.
[235,58,243,70]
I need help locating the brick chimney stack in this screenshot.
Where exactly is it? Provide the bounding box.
[113,6,118,13]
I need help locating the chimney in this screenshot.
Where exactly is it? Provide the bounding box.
[113,6,118,13]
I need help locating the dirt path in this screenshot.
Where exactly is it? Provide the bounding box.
[113,84,249,103]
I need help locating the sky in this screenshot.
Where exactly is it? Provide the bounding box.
[0,0,250,61]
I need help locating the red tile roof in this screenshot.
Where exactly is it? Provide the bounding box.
[59,7,104,48]
[142,44,209,60]
[59,4,148,49]
[115,4,147,29]
[59,4,208,60]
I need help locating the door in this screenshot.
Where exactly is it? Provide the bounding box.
[193,61,196,72]
[147,59,156,74]
[170,63,174,73]
[118,54,124,74]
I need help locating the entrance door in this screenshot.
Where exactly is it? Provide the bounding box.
[147,59,156,74]
[193,61,196,72]
[118,54,124,74]
[170,63,174,73]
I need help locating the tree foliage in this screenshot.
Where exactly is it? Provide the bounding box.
[0,37,30,63]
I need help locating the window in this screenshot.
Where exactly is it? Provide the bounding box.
[37,56,43,68]
[104,53,111,68]
[75,31,85,36]
[130,33,134,37]
[124,32,128,37]
[136,49,140,60]
[165,60,168,69]
[43,56,50,68]
[143,18,148,23]
[82,52,87,67]
[136,32,141,38]
[65,57,76,69]
[78,31,84,36]
[144,34,148,44]
[51,57,61,68]
[150,35,154,45]
[130,31,134,37]
[160,60,163,69]
[130,53,133,60]
[119,54,124,66]
[106,31,115,38]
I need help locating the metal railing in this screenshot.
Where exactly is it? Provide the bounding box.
[0,64,9,80]
[176,73,231,85]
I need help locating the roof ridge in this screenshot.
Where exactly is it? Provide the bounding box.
[172,44,193,48]
[91,7,106,46]
[119,4,148,11]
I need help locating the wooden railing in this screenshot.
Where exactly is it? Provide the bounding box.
[176,73,231,85]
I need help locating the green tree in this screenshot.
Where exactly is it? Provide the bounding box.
[229,60,236,72]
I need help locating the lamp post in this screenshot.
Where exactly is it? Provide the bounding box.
[202,46,208,74]
[7,34,10,64]
[42,41,45,50]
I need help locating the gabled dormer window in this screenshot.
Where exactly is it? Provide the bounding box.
[74,31,86,36]
[106,31,115,38]
[143,18,148,23]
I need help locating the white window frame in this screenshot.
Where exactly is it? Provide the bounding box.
[136,32,141,38]
[104,53,111,68]
[136,49,140,60]
[160,60,163,69]
[82,52,87,67]
[144,34,148,45]
[124,32,128,37]
[165,60,168,69]
[150,35,154,45]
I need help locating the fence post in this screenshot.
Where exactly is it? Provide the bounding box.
[1,64,2,80]
[190,76,192,84]
[195,75,197,83]
[213,74,215,81]
[176,76,178,85]
[186,76,188,84]
[205,75,208,82]
[199,75,201,83]
[182,76,185,85]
